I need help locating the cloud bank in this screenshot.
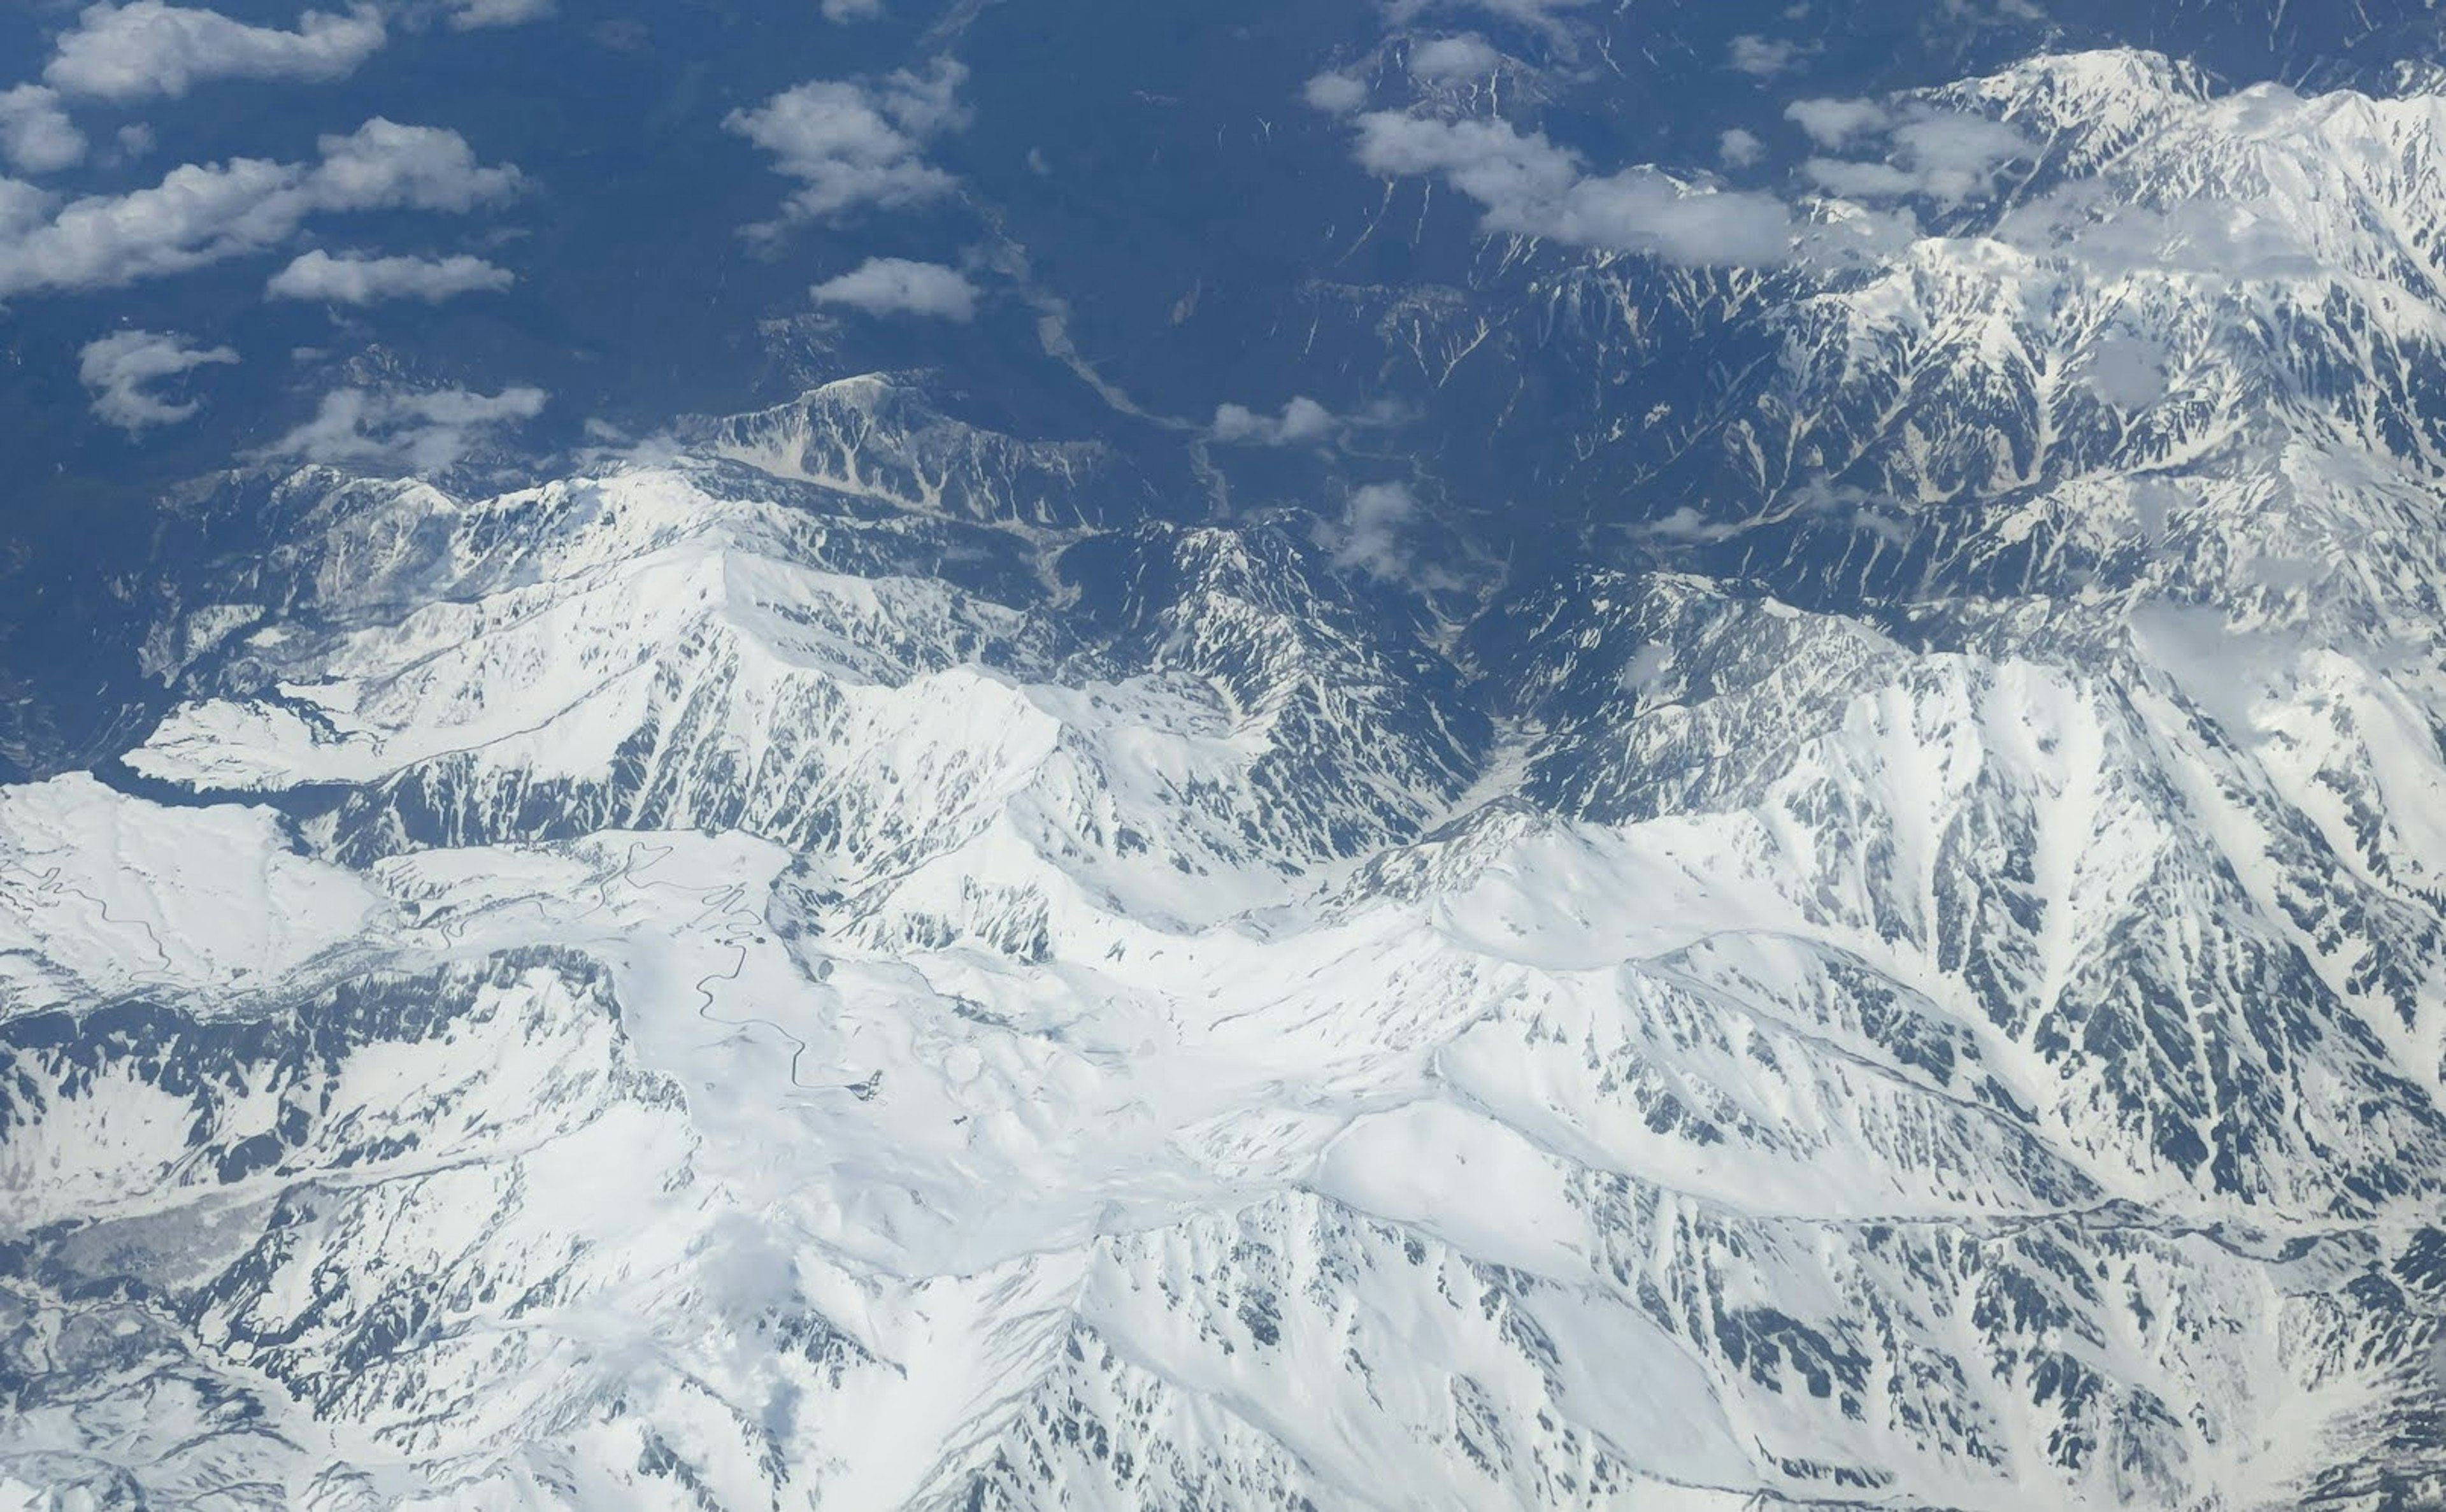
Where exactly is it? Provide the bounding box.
[1790,98,2033,206]
[0,119,520,299]
[1352,111,1792,265]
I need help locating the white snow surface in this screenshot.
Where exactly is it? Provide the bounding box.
[13,45,2446,1512]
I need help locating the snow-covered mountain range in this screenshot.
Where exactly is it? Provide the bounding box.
[10,31,2446,1512]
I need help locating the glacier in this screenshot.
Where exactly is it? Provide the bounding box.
[8,34,2446,1512]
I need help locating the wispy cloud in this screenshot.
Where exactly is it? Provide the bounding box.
[1728,34,1805,77]
[78,327,236,431]
[257,383,547,471]
[1327,480,1420,577]
[445,0,552,27]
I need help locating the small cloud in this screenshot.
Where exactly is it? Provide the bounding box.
[46,1,389,102]
[1328,480,1417,576]
[256,383,547,472]
[0,87,86,175]
[1717,127,1763,168]
[1409,36,1500,82]
[266,248,513,304]
[727,57,968,232]
[78,328,237,431]
[1784,96,1888,148]
[1727,34,1802,77]
[115,122,154,158]
[809,255,977,319]
[1636,504,1741,543]
[2083,330,2171,408]
[447,0,552,27]
[820,0,883,19]
[1617,641,1672,693]
[1211,395,1335,445]
[1303,72,1368,114]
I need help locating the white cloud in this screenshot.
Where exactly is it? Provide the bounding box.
[1329,480,1417,577]
[1212,396,1334,445]
[809,255,976,318]
[1351,111,1792,265]
[1802,104,2031,206]
[1303,72,1368,115]
[727,58,967,230]
[820,0,883,19]
[45,1,387,102]
[1784,97,1888,148]
[78,327,236,431]
[1,156,309,297]
[1728,34,1802,76]
[447,0,552,27]
[309,117,522,211]
[257,383,547,471]
[115,122,154,158]
[266,248,513,303]
[1409,36,1499,82]
[0,88,85,175]
[2083,330,2170,408]
[1636,504,1741,543]
[0,119,520,299]
[1717,127,1763,168]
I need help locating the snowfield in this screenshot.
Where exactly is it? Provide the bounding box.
[11,41,2446,1512]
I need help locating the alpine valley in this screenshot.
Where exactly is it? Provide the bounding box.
[6,2,2446,1509]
